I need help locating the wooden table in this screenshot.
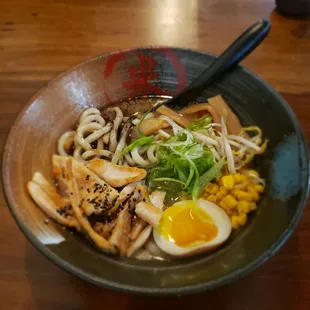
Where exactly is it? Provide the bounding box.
[1,0,310,309]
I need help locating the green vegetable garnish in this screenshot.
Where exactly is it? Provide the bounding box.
[195,157,225,197]
[191,157,225,220]
[147,128,217,203]
[188,115,212,131]
[120,135,154,156]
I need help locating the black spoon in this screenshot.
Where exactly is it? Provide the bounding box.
[131,19,270,120]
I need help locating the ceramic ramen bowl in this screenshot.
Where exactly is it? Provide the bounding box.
[2,47,309,295]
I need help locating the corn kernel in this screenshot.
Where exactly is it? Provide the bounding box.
[209,184,219,195]
[247,183,256,192]
[237,201,251,213]
[222,195,238,209]
[233,174,242,184]
[231,215,239,229]
[249,191,260,202]
[205,183,218,194]
[233,173,248,184]
[254,184,264,193]
[237,213,247,226]
[231,189,251,201]
[240,174,248,183]
[205,183,213,193]
[220,202,235,216]
[215,192,223,202]
[222,175,235,190]
[207,195,217,203]
[219,186,228,196]
[249,202,257,211]
[219,201,226,210]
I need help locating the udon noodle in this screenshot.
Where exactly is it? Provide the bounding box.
[58,106,160,167]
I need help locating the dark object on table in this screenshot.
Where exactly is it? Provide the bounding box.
[2,47,309,295]
[276,0,310,16]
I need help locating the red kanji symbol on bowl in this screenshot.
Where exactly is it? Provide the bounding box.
[122,53,167,97]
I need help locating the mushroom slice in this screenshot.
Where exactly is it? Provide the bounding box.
[27,173,79,230]
[131,117,170,138]
[156,106,190,128]
[109,204,132,255]
[127,225,152,257]
[135,201,163,228]
[179,103,220,123]
[149,191,166,210]
[68,157,119,216]
[65,158,116,253]
[87,158,147,188]
[208,95,243,135]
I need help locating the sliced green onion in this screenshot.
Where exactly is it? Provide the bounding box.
[197,157,225,196]
[120,135,154,156]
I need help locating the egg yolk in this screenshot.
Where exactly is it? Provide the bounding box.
[158,201,218,247]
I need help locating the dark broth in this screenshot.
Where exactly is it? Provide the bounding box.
[106,96,167,115]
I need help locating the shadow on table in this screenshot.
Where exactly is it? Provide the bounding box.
[25,231,302,310]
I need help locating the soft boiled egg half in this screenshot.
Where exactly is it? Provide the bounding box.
[153,200,232,257]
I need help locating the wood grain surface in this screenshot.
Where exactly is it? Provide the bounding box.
[0,0,310,309]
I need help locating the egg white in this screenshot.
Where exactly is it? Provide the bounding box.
[153,200,232,257]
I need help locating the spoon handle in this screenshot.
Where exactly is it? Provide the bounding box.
[153,19,271,111]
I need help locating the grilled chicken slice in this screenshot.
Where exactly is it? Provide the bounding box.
[127,184,149,240]
[130,217,147,241]
[135,201,163,228]
[27,173,80,229]
[109,181,139,214]
[109,204,132,255]
[68,157,119,216]
[149,191,166,210]
[127,225,152,258]
[87,158,147,188]
[32,172,70,206]
[65,158,116,253]
[93,221,116,239]
[54,155,120,216]
[52,155,70,197]
[109,183,150,255]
